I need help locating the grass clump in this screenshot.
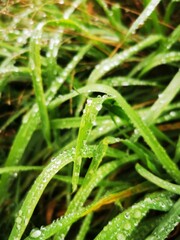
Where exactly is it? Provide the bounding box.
[0,0,180,239]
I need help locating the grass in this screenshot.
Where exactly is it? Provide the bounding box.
[0,0,180,239]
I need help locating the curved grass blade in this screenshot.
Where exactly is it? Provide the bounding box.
[51,116,115,130]
[140,52,180,76]
[87,35,162,83]
[145,69,180,125]
[127,0,161,35]
[94,191,174,240]
[29,23,51,145]
[136,163,180,195]
[146,198,180,240]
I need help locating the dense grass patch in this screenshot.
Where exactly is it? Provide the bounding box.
[0,0,180,239]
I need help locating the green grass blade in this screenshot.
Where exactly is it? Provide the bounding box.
[95,191,173,240]
[72,96,109,192]
[25,160,123,240]
[146,198,180,240]
[163,25,180,50]
[87,35,162,83]
[76,213,93,240]
[0,166,42,174]
[145,69,180,124]
[29,23,51,145]
[63,0,87,20]
[127,0,161,35]
[0,109,40,205]
[136,163,180,195]
[140,52,180,76]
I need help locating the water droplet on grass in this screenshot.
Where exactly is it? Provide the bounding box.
[30,229,42,238]
[134,209,142,218]
[124,222,131,230]
[117,233,126,240]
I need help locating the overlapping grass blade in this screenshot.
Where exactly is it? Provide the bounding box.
[146,198,180,240]
[95,191,174,240]
[88,35,162,83]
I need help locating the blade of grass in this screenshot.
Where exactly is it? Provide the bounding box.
[127,0,161,35]
[0,166,43,174]
[146,198,180,240]
[72,96,109,192]
[140,52,180,76]
[136,163,180,195]
[145,69,180,125]
[29,23,51,145]
[87,35,162,83]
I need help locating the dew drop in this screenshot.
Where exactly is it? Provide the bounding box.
[124,222,131,230]
[87,99,92,106]
[134,209,142,219]
[16,217,22,224]
[30,229,42,238]
[117,233,126,240]
[96,104,102,111]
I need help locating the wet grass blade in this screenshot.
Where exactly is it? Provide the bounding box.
[95,191,174,240]
[72,96,109,192]
[88,35,162,83]
[29,23,51,145]
[8,146,94,240]
[136,163,180,195]
[127,0,161,35]
[146,198,180,240]
[140,52,180,76]
[145,69,180,124]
